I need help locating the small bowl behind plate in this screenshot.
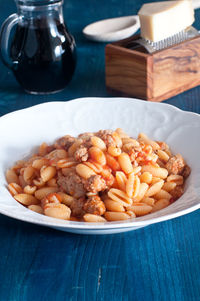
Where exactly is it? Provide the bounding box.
[83,15,140,42]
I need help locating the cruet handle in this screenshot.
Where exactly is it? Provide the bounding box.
[0,13,19,69]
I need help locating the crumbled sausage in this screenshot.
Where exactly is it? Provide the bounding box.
[57,172,86,198]
[54,135,76,150]
[83,195,106,215]
[166,154,185,175]
[100,168,115,187]
[78,132,93,140]
[74,146,89,162]
[128,146,142,162]
[170,185,184,200]
[84,175,107,193]
[83,139,93,148]
[96,130,115,147]
[46,145,55,153]
[181,165,191,179]
[77,134,93,149]
[70,197,86,217]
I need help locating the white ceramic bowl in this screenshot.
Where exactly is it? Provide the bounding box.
[0,97,200,234]
[83,15,140,42]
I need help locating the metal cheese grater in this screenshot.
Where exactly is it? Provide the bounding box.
[128,26,200,53]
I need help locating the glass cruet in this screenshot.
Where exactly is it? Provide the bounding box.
[0,0,76,94]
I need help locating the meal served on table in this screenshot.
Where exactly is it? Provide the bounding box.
[6,129,190,222]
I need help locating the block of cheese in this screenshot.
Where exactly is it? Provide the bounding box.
[138,1,194,42]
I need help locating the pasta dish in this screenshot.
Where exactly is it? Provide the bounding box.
[6,129,190,222]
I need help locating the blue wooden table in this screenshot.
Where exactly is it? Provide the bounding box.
[0,1,200,300]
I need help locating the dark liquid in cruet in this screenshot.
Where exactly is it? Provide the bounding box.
[10,18,76,93]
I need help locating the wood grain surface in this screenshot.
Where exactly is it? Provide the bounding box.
[153,36,200,100]
[0,0,200,300]
[106,44,150,98]
[106,35,200,102]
